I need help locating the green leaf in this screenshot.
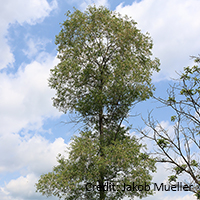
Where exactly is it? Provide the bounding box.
[191,160,198,167]
[168,175,177,183]
[157,139,169,148]
[170,115,176,122]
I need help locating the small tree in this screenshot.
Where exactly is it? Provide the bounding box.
[140,55,200,199]
[36,5,159,200]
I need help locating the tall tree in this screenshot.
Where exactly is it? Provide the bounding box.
[139,55,200,199]
[36,5,160,200]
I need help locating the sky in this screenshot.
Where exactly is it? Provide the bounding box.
[0,0,200,199]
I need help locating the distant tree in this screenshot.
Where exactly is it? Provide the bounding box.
[139,56,200,199]
[36,5,160,200]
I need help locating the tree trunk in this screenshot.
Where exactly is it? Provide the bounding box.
[99,71,105,200]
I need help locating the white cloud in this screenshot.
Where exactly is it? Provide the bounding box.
[0,53,61,135]
[0,132,67,174]
[0,1,68,200]
[0,133,67,199]
[116,0,200,81]
[0,0,57,25]
[0,51,68,200]
[23,36,51,59]
[0,0,57,69]
[0,35,15,70]
[1,173,58,200]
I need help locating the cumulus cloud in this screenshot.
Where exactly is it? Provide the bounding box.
[0,35,14,70]
[0,53,61,134]
[0,133,67,174]
[0,49,68,199]
[1,173,57,200]
[116,0,200,81]
[3,174,40,199]
[0,1,69,200]
[0,133,67,199]
[0,0,57,25]
[0,0,57,69]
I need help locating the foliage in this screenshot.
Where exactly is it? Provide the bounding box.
[36,5,159,200]
[139,55,200,199]
[36,131,156,200]
[48,5,160,127]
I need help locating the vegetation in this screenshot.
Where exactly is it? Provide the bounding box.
[140,55,200,199]
[36,5,160,200]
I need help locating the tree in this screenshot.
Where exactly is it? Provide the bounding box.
[36,5,160,200]
[139,55,200,199]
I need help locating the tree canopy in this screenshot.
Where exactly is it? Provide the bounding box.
[36,5,160,200]
[49,5,160,127]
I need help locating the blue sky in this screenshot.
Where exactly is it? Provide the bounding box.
[0,0,200,199]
